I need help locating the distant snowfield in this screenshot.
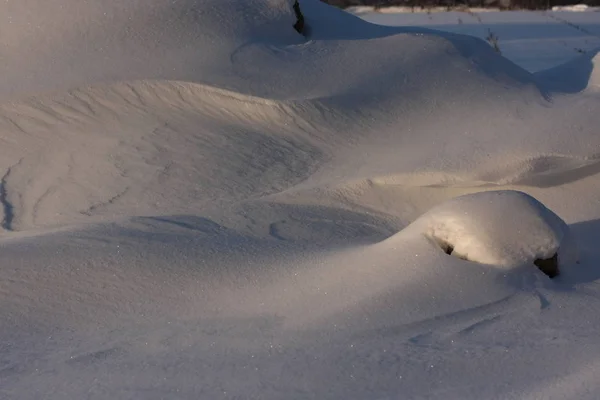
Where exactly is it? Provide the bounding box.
[2,1,600,399]
[353,6,600,72]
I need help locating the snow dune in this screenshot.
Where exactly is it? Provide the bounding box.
[2,1,600,399]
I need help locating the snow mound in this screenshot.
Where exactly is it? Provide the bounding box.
[404,190,577,271]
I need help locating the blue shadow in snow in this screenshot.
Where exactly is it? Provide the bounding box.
[535,48,600,94]
[558,218,600,285]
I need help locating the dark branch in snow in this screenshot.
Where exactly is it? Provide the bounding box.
[0,160,21,231]
[293,0,305,34]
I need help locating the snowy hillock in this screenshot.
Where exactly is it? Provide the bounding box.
[402,190,578,273]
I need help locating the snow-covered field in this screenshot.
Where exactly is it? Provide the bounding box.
[354,6,600,72]
[2,1,600,399]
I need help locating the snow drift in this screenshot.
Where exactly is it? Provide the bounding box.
[0,0,599,231]
[2,1,600,399]
[403,190,577,270]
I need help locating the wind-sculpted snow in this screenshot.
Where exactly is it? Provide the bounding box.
[0,0,303,99]
[2,1,600,399]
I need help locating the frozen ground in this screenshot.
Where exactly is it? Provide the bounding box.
[2,1,600,399]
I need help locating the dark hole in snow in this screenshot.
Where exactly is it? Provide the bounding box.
[293,0,305,35]
[534,253,560,278]
[444,243,454,255]
[436,239,461,258]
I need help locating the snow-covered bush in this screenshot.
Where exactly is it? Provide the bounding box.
[407,190,577,276]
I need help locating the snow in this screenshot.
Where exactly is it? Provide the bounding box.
[354,7,600,72]
[401,190,577,268]
[536,52,600,92]
[2,0,600,399]
[552,4,598,11]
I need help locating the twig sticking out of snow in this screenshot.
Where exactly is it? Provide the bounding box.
[486,29,501,53]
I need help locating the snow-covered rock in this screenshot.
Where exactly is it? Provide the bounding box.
[405,190,577,271]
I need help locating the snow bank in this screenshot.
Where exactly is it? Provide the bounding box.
[402,191,577,270]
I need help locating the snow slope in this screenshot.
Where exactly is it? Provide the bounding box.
[2,1,600,399]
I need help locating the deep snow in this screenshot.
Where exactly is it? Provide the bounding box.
[2,1,600,399]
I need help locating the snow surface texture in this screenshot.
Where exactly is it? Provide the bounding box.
[2,1,600,399]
